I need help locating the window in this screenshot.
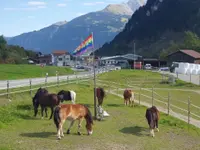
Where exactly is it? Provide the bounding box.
[58,58,62,61]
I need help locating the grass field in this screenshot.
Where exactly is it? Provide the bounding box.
[0,64,74,80]
[0,82,200,150]
[96,70,200,121]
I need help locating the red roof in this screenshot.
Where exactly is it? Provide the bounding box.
[180,50,200,59]
[52,50,69,56]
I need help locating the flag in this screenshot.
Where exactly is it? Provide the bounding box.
[72,34,94,56]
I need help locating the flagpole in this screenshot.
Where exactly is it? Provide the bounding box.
[92,32,97,119]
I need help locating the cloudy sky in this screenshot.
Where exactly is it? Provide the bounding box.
[0,0,130,37]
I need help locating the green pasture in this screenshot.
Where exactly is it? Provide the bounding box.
[0,82,200,150]
[0,64,74,80]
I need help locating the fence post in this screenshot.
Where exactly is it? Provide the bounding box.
[139,87,141,105]
[7,80,9,100]
[188,96,191,130]
[67,76,69,84]
[168,92,170,115]
[199,75,200,85]
[30,79,32,97]
[152,86,154,106]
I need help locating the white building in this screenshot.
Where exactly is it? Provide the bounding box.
[52,50,71,66]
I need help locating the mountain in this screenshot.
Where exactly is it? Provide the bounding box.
[95,0,200,58]
[6,0,144,54]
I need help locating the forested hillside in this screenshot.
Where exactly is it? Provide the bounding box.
[96,0,200,58]
[0,36,36,64]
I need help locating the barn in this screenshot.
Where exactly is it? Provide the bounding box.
[167,50,200,66]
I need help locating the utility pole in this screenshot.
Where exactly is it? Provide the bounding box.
[134,42,136,70]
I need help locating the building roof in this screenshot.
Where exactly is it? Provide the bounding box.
[100,54,142,61]
[52,50,69,56]
[180,50,200,58]
[167,50,200,59]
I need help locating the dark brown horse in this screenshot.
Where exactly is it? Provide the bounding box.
[145,106,160,137]
[32,88,49,117]
[34,93,61,119]
[54,104,93,140]
[123,89,134,106]
[96,87,106,106]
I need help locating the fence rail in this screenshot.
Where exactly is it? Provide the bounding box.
[96,79,200,128]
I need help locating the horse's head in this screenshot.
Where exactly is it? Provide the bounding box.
[84,106,93,135]
[57,94,64,102]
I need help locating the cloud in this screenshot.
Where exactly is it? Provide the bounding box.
[27,1,46,6]
[83,2,105,6]
[75,12,86,17]
[57,3,67,7]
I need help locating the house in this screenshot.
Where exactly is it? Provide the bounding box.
[100,54,143,69]
[38,54,53,65]
[52,50,71,66]
[167,50,200,66]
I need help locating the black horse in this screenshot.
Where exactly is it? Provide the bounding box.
[57,90,76,104]
[145,106,160,137]
[32,88,49,117]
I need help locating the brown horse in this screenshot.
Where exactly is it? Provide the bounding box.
[123,89,134,106]
[145,106,160,137]
[96,87,106,106]
[34,93,61,119]
[53,104,93,140]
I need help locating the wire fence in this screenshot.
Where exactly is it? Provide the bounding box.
[96,79,200,128]
[0,71,200,128]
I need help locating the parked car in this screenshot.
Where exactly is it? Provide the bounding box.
[144,64,152,70]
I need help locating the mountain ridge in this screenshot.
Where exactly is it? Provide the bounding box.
[6,0,144,54]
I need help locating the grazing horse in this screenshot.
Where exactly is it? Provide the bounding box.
[96,87,106,120]
[145,106,160,137]
[34,93,61,119]
[123,89,134,106]
[57,90,76,104]
[32,88,49,117]
[54,104,93,140]
[96,87,106,106]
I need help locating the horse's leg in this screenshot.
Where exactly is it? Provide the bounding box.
[41,106,44,119]
[45,107,48,118]
[77,118,83,135]
[57,122,62,140]
[49,107,54,120]
[155,119,159,132]
[67,120,75,134]
[60,120,65,137]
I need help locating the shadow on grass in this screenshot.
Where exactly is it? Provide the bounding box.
[16,104,32,110]
[106,104,123,107]
[20,132,55,138]
[12,112,39,120]
[119,126,148,136]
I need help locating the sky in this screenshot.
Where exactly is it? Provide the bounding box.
[0,0,128,37]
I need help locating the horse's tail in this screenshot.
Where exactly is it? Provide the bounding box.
[54,106,61,128]
[70,91,76,104]
[84,105,93,125]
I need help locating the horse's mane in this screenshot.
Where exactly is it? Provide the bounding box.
[84,105,93,125]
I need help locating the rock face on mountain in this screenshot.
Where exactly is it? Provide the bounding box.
[7,0,144,54]
[95,0,200,58]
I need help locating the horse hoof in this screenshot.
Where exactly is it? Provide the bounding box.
[67,130,70,134]
[77,132,81,135]
[156,128,159,132]
[61,134,64,137]
[57,137,61,140]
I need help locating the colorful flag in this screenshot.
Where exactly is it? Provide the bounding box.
[72,34,94,56]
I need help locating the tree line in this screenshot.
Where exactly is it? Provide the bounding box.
[0,36,36,64]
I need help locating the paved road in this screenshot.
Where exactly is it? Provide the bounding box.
[0,69,105,90]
